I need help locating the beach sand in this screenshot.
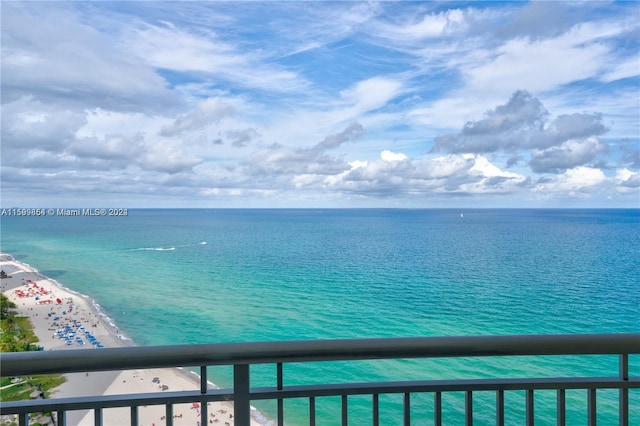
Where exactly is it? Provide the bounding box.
[1,254,263,426]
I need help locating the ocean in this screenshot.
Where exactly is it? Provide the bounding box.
[1,208,639,425]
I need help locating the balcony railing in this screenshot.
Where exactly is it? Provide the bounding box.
[1,334,639,426]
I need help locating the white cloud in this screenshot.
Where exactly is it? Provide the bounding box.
[2,96,86,150]
[534,167,607,194]
[70,134,145,162]
[399,9,466,39]
[77,109,168,140]
[403,11,639,136]
[259,77,403,150]
[128,23,242,72]
[140,141,202,174]
[318,152,526,199]
[600,56,640,83]
[614,168,640,193]
[1,3,174,110]
[339,77,404,113]
[529,137,608,173]
[466,34,608,96]
[381,150,408,162]
[415,155,473,179]
[126,22,306,93]
[269,1,380,58]
[469,155,523,180]
[315,122,365,151]
[161,98,235,136]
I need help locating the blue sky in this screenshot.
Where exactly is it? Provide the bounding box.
[1,1,639,208]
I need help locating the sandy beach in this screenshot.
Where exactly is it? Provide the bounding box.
[1,254,263,426]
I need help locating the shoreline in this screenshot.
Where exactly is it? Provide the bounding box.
[1,253,266,426]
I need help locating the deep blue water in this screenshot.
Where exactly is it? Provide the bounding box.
[1,209,639,425]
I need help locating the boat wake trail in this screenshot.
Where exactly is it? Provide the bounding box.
[57,242,207,257]
[135,241,207,251]
[136,247,176,251]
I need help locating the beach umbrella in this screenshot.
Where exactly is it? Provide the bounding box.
[192,403,200,408]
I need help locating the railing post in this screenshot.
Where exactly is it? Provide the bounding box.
[620,354,628,426]
[234,364,251,426]
[277,362,284,426]
[200,365,208,394]
[200,365,208,423]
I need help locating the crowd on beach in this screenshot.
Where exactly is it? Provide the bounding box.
[11,280,105,349]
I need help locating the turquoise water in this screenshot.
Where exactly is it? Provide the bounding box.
[1,209,639,425]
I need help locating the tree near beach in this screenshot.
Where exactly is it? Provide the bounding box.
[0,294,41,352]
[0,294,65,406]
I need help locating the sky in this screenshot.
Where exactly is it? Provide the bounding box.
[1,1,639,208]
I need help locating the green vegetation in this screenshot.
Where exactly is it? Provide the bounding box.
[1,294,41,352]
[1,294,65,403]
[0,375,65,401]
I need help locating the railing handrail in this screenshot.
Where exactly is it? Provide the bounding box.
[2,333,639,376]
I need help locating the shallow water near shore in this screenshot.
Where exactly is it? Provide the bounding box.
[2,209,639,424]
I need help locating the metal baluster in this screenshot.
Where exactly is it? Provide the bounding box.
[465,391,473,426]
[526,389,534,426]
[309,396,316,426]
[200,365,208,425]
[588,389,596,426]
[166,403,174,426]
[496,390,504,426]
[372,394,379,426]
[130,405,138,426]
[94,408,102,426]
[404,392,411,426]
[557,389,565,426]
[200,400,208,424]
[342,395,348,426]
[277,363,284,426]
[434,392,442,426]
[620,353,628,426]
[56,410,66,426]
